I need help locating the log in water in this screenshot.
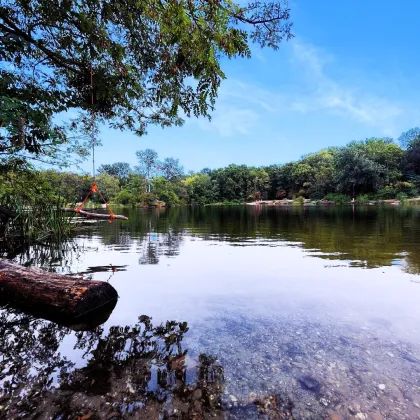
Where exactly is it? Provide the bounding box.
[62,208,128,220]
[0,259,119,323]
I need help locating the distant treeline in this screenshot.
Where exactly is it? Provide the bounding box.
[2,129,420,207]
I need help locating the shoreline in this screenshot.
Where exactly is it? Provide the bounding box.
[73,197,420,209]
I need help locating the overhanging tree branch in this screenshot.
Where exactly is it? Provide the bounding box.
[0,17,83,75]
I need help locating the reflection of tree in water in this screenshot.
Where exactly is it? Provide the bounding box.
[0,311,225,419]
[0,239,90,274]
[138,230,184,265]
[183,206,420,274]
[88,208,185,266]
[7,205,420,275]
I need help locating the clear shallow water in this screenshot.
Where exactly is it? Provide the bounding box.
[2,205,420,419]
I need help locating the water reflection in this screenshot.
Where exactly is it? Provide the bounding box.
[6,206,420,275]
[89,206,420,274]
[0,311,227,419]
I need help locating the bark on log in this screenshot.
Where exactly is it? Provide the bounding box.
[0,259,119,323]
[61,208,128,220]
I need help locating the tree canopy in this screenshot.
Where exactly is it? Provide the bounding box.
[0,0,293,163]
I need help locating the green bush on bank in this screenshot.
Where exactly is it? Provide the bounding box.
[112,189,137,205]
[323,193,350,204]
[294,196,305,205]
[355,194,372,203]
[396,192,409,201]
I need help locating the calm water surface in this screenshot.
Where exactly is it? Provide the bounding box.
[2,205,420,419]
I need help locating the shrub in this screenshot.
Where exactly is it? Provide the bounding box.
[355,194,371,203]
[323,193,350,204]
[247,194,255,202]
[395,181,414,192]
[294,196,304,205]
[394,182,418,197]
[375,186,396,200]
[138,192,158,206]
[112,189,136,205]
[396,192,408,201]
[159,190,180,206]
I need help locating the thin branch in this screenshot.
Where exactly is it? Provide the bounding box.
[0,16,83,75]
[232,14,284,25]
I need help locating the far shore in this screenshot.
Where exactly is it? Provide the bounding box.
[67,197,420,210]
[245,197,420,206]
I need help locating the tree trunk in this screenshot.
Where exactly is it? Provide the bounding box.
[61,208,128,220]
[0,259,119,322]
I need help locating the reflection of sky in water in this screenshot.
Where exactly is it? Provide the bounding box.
[60,234,420,347]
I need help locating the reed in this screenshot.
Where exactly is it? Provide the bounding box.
[0,196,75,244]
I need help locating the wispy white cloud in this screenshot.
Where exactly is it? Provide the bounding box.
[289,41,407,135]
[193,40,417,138]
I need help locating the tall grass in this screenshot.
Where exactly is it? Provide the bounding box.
[1,196,75,244]
[0,167,77,260]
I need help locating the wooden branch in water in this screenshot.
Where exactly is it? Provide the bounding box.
[0,259,119,322]
[61,208,128,220]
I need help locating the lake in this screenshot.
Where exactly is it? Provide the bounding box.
[2,205,420,419]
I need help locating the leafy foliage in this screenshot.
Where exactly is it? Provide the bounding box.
[97,162,131,185]
[0,0,293,163]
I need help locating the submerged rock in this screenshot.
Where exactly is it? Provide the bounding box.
[298,375,321,393]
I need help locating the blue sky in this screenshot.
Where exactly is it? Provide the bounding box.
[78,0,420,174]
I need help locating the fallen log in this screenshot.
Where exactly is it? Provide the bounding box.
[0,259,119,324]
[62,208,128,220]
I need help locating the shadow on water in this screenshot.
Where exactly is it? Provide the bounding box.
[0,310,294,419]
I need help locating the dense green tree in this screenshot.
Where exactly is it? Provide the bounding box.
[401,139,420,188]
[265,163,297,199]
[125,173,148,200]
[248,168,270,199]
[211,164,265,201]
[301,149,335,198]
[184,173,217,205]
[348,138,403,184]
[5,128,420,212]
[39,170,91,203]
[93,173,120,202]
[97,162,132,186]
[152,177,181,206]
[334,147,387,196]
